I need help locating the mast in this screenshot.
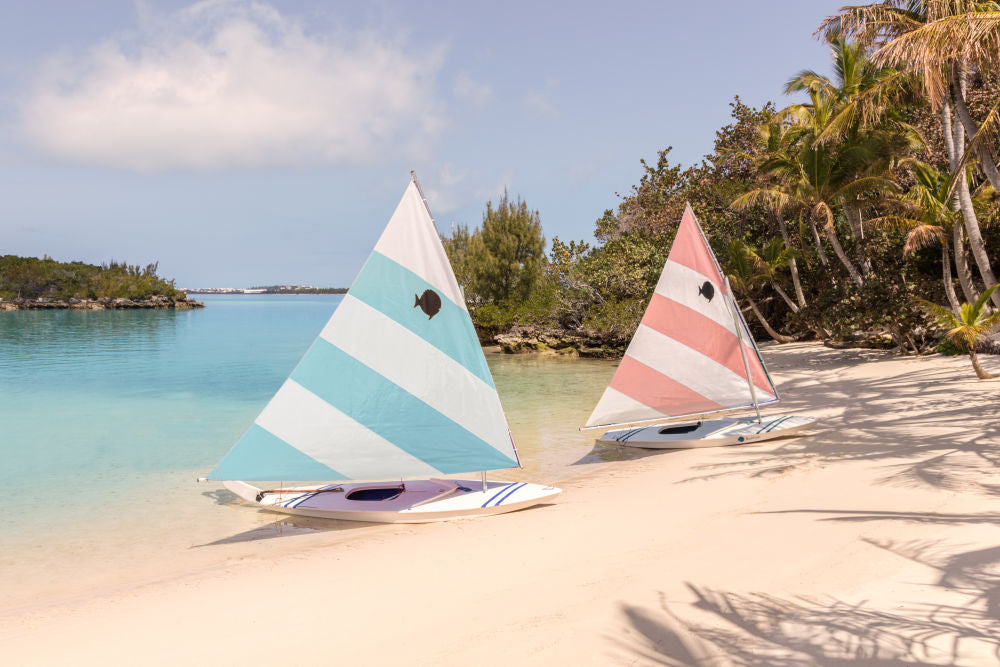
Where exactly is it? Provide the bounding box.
[724,276,762,423]
[411,170,431,216]
[415,169,507,492]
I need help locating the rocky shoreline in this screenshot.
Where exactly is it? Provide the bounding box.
[493,325,625,358]
[0,295,205,311]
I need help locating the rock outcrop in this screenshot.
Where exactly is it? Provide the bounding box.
[0,296,205,310]
[493,325,625,358]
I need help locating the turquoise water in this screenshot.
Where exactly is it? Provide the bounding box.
[0,295,345,536]
[0,295,618,549]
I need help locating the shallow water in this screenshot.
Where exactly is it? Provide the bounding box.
[0,295,621,591]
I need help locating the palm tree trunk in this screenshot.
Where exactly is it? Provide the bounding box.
[744,296,796,343]
[941,235,961,314]
[772,211,806,308]
[969,349,996,379]
[942,96,958,168]
[821,218,865,288]
[954,221,979,304]
[944,94,984,305]
[951,94,1000,307]
[808,219,829,266]
[770,281,799,313]
[952,60,1000,192]
[954,165,999,305]
[844,203,872,276]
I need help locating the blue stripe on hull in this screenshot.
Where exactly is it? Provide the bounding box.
[210,424,345,481]
[348,252,493,387]
[291,338,519,474]
[482,483,515,508]
[494,482,527,506]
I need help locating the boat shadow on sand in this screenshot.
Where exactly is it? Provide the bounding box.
[195,489,378,546]
[194,489,558,546]
[570,431,812,468]
[673,344,1000,496]
[570,442,683,467]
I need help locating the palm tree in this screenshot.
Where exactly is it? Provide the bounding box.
[820,1,1000,306]
[725,239,798,343]
[733,115,898,289]
[918,284,1000,379]
[737,37,916,290]
[865,2,1000,189]
[871,159,965,311]
[822,2,1000,182]
[787,36,917,248]
[757,121,811,306]
[756,238,802,313]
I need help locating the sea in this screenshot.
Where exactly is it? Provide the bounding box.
[0,295,624,596]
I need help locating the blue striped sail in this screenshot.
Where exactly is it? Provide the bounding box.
[210,180,520,481]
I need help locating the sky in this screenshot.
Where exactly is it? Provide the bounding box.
[0,0,847,288]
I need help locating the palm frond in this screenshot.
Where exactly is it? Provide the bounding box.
[903,223,946,254]
[833,175,901,201]
[971,283,1000,316]
[785,70,833,95]
[916,296,960,327]
[731,188,792,212]
[817,4,926,48]
[725,239,762,291]
[979,306,1000,331]
[867,214,919,232]
[873,12,1000,107]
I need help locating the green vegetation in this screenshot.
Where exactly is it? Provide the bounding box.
[919,285,1000,378]
[443,191,548,339]
[0,255,183,301]
[444,1,1000,359]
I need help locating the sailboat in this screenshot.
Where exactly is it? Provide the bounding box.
[582,203,817,448]
[204,175,560,522]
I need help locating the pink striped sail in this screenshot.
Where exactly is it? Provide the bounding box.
[584,203,778,429]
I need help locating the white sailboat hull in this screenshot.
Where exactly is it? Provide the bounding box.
[223,478,561,523]
[596,415,817,449]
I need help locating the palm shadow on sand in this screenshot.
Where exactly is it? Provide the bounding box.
[674,345,1000,496]
[606,345,1000,663]
[613,535,1000,665]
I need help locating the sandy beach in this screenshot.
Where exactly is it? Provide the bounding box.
[3,342,1000,666]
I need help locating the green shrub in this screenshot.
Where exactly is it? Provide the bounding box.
[936,337,964,356]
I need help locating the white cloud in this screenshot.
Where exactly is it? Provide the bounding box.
[422,165,517,219]
[522,76,559,119]
[17,0,445,170]
[522,91,558,118]
[423,162,468,213]
[452,72,492,109]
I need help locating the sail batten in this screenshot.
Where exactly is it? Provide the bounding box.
[584,204,778,430]
[210,180,520,481]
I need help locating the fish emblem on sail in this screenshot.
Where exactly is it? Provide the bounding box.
[414,289,442,319]
[698,280,714,302]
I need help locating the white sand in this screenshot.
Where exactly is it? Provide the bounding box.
[3,343,1000,665]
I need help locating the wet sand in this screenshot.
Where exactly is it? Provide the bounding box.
[3,343,999,665]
